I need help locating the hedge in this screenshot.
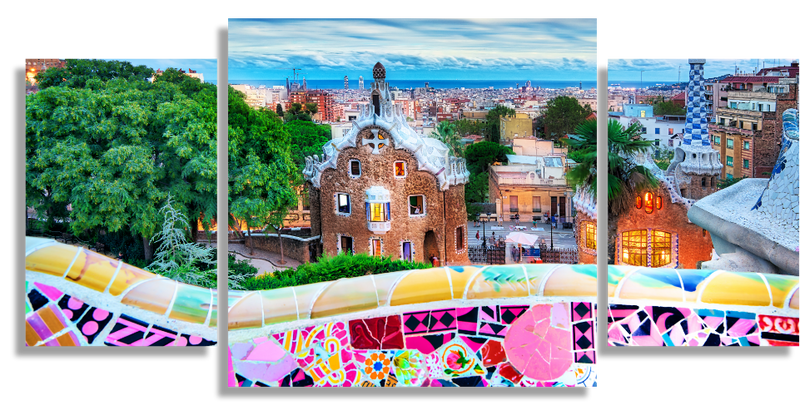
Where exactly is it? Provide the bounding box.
[240,253,432,291]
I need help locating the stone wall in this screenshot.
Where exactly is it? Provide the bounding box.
[243,233,318,263]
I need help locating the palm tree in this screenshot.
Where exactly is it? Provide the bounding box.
[431,120,464,158]
[565,119,658,264]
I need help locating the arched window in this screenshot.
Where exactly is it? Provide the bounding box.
[636,195,643,209]
[644,192,654,214]
[655,196,662,210]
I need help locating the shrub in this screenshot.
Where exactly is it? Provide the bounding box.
[240,253,432,291]
[146,195,216,288]
[228,254,259,289]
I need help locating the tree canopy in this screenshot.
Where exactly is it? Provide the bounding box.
[35,59,154,90]
[26,66,218,260]
[454,118,488,138]
[464,141,513,174]
[540,96,594,141]
[285,120,331,171]
[228,86,299,246]
[653,100,686,116]
[485,105,516,143]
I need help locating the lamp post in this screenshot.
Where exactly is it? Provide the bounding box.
[550,215,554,251]
[479,213,488,261]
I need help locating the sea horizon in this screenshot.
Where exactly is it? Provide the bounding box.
[226,79,598,90]
[609,80,683,89]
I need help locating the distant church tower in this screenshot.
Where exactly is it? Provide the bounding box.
[359,76,364,90]
[344,75,349,90]
[303,77,307,91]
[666,59,722,200]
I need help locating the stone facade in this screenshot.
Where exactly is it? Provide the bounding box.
[310,128,468,263]
[241,234,318,263]
[572,187,597,265]
[615,182,713,269]
[573,210,597,265]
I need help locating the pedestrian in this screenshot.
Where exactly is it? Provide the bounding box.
[515,214,520,226]
[476,230,480,241]
[490,232,496,246]
[533,218,537,229]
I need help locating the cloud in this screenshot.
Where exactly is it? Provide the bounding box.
[228,19,596,79]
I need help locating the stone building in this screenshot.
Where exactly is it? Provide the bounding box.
[489,138,573,223]
[303,63,470,264]
[614,175,713,269]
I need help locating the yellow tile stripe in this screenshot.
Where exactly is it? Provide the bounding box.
[610,265,798,310]
[231,264,600,330]
[25,237,216,326]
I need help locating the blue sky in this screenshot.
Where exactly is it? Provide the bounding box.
[122,59,217,82]
[228,19,597,81]
[609,59,796,82]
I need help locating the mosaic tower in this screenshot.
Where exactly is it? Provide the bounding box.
[666,59,722,200]
[344,75,349,90]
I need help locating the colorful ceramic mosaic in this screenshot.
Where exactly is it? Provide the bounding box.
[229,264,599,388]
[608,266,799,346]
[25,237,217,346]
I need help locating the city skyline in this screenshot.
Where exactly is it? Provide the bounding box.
[228,19,597,82]
[609,58,797,82]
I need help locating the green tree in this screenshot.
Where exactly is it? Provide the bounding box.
[540,96,594,141]
[304,102,318,115]
[653,100,686,116]
[284,111,313,122]
[431,120,463,158]
[228,86,299,257]
[463,141,513,218]
[35,59,154,90]
[287,102,304,114]
[276,103,284,117]
[454,118,488,137]
[285,120,331,171]
[567,119,657,264]
[464,141,513,174]
[26,74,217,261]
[717,175,747,190]
[653,146,675,170]
[485,105,515,143]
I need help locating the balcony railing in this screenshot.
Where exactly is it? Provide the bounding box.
[708,124,755,137]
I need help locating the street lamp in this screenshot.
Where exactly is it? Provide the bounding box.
[479,213,489,262]
[550,215,555,251]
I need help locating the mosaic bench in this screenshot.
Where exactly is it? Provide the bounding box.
[228,264,599,388]
[25,237,217,347]
[607,265,799,346]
